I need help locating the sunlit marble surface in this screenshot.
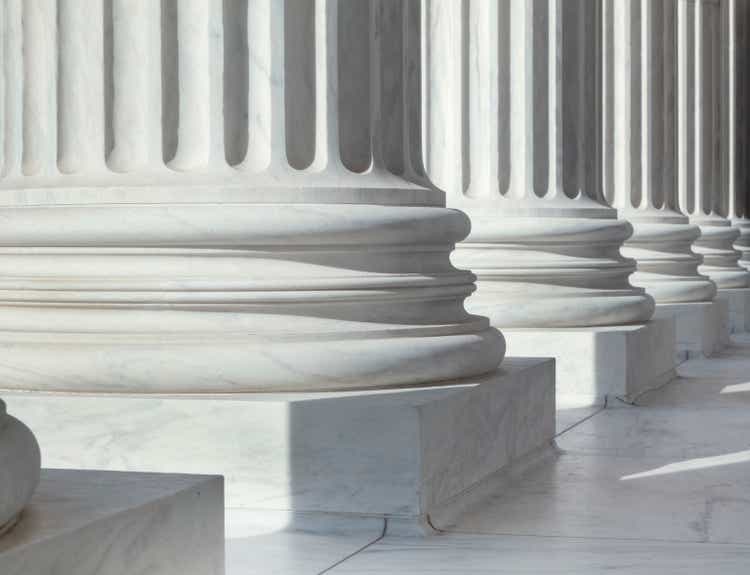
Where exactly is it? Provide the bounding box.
[241,333,750,573]
[325,534,750,574]
[0,470,224,575]
[226,511,384,575]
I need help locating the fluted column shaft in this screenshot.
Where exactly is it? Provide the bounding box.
[0,399,40,536]
[423,0,654,328]
[679,0,749,287]
[0,0,504,393]
[726,0,750,269]
[605,0,716,303]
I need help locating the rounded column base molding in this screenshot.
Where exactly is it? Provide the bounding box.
[0,201,504,393]
[0,400,41,535]
[622,221,716,303]
[453,216,655,328]
[732,218,750,271]
[693,223,750,289]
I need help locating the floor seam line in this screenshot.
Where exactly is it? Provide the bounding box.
[555,403,607,438]
[316,518,388,574]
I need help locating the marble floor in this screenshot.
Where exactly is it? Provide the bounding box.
[229,335,750,574]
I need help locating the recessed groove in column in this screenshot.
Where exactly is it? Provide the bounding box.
[223,0,248,167]
[602,0,614,206]
[104,0,113,161]
[57,0,106,174]
[633,0,644,209]
[537,0,553,198]
[708,2,723,216]
[698,0,711,215]
[338,0,371,174]
[562,0,599,201]
[678,0,696,215]
[401,0,426,181]
[659,0,679,211]
[161,0,178,165]
[561,0,581,199]
[22,0,57,177]
[460,0,470,196]
[285,0,315,170]
[650,0,663,209]
[0,1,4,176]
[373,0,406,176]
[2,0,22,177]
[496,0,510,197]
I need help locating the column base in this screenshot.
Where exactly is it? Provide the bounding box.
[503,319,676,407]
[2,359,554,534]
[715,289,750,333]
[0,470,224,575]
[654,300,727,361]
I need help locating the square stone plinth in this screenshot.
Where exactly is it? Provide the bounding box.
[3,358,554,533]
[504,318,676,407]
[654,300,727,362]
[715,289,750,334]
[0,470,224,575]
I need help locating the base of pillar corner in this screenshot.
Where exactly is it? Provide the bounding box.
[1,358,555,533]
[503,319,677,407]
[0,470,225,575]
[654,300,729,361]
[714,288,750,334]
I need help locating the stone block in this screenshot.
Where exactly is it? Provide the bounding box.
[0,470,224,575]
[3,359,554,532]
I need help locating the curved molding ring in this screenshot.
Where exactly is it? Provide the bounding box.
[454,216,655,328]
[0,400,41,535]
[623,222,716,303]
[0,203,505,392]
[694,225,749,289]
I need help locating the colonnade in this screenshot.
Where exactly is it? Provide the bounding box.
[1,0,749,537]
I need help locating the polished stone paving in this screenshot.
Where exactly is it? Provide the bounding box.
[229,335,750,574]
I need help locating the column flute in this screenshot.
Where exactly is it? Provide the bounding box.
[679,0,749,287]
[604,0,717,303]
[423,0,654,328]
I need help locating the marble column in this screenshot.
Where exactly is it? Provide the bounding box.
[726,0,750,269]
[604,0,716,303]
[0,0,504,393]
[679,0,749,287]
[424,0,654,328]
[0,399,40,536]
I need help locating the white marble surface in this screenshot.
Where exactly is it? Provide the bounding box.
[504,318,676,405]
[0,469,224,574]
[715,289,750,333]
[556,406,750,459]
[444,451,750,543]
[556,403,605,436]
[225,343,750,573]
[4,358,555,528]
[324,533,750,574]
[654,300,726,360]
[226,510,384,575]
